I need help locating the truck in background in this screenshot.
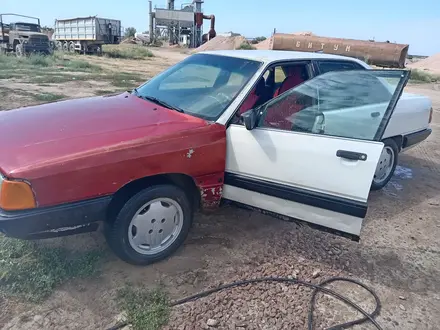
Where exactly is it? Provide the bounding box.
[53,16,122,54]
[0,13,51,57]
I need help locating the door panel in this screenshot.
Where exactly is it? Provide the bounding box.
[224,69,410,237]
[223,184,363,236]
[223,125,382,237]
[225,126,383,202]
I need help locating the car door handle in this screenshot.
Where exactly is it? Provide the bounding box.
[371,112,380,118]
[336,150,368,161]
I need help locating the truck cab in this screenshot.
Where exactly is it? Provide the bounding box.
[0,14,50,57]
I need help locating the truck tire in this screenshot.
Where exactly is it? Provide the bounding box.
[105,184,193,265]
[55,41,63,51]
[15,43,23,58]
[68,42,75,53]
[371,138,399,191]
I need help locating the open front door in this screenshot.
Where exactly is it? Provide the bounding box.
[223,69,410,239]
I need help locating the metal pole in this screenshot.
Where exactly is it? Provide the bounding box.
[149,1,154,43]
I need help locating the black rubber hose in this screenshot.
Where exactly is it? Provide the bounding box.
[308,277,381,330]
[107,276,382,330]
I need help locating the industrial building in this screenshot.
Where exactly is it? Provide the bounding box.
[149,0,216,48]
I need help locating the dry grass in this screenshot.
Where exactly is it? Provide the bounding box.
[237,43,256,50]
[103,45,154,59]
[410,69,440,83]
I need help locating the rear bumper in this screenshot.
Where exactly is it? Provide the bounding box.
[0,196,111,239]
[402,128,432,149]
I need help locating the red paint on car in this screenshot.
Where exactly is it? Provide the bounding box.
[0,92,227,207]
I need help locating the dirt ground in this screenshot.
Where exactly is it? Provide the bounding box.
[1,48,440,330]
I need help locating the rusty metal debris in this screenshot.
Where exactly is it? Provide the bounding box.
[268,33,409,68]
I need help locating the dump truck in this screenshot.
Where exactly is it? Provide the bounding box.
[0,14,51,57]
[53,16,122,54]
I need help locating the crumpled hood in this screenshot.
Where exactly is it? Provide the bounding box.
[0,92,209,177]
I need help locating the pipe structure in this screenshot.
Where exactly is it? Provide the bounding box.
[202,14,216,40]
[149,0,154,44]
[193,0,203,13]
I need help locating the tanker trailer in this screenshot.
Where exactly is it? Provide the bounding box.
[54,16,121,54]
[271,33,409,68]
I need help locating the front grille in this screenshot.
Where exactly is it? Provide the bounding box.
[29,36,49,45]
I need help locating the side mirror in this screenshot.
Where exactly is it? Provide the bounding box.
[241,109,258,131]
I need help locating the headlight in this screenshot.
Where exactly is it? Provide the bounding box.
[0,175,36,211]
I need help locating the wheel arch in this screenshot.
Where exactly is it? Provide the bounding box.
[383,135,404,151]
[106,173,200,223]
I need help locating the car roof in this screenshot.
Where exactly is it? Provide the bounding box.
[199,50,369,67]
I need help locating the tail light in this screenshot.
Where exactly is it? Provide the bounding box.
[429,107,433,124]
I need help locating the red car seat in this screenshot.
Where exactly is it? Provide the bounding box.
[264,66,307,130]
[238,77,266,115]
[274,66,306,97]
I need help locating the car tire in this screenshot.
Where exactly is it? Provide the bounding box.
[105,184,193,265]
[15,43,23,58]
[370,138,399,191]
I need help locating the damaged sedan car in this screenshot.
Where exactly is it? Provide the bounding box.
[0,50,432,265]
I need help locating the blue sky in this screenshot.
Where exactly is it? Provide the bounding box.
[2,0,439,55]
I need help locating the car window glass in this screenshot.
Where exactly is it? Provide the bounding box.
[257,70,403,141]
[137,54,262,121]
[274,67,286,83]
[318,61,363,74]
[158,63,221,90]
[228,72,246,86]
[263,70,270,80]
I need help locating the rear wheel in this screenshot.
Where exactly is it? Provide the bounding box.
[68,42,75,53]
[371,138,399,191]
[105,184,192,265]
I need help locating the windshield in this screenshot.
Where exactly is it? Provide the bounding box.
[136,53,262,120]
[15,23,41,32]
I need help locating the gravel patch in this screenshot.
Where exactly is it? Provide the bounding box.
[163,256,377,330]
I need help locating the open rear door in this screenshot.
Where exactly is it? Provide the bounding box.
[223,69,410,239]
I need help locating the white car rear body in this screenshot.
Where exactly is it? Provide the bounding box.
[384,92,432,144]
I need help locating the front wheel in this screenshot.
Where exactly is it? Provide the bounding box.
[371,138,399,191]
[15,43,24,58]
[105,185,192,265]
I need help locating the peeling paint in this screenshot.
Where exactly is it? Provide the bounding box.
[186,148,195,158]
[200,185,223,209]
